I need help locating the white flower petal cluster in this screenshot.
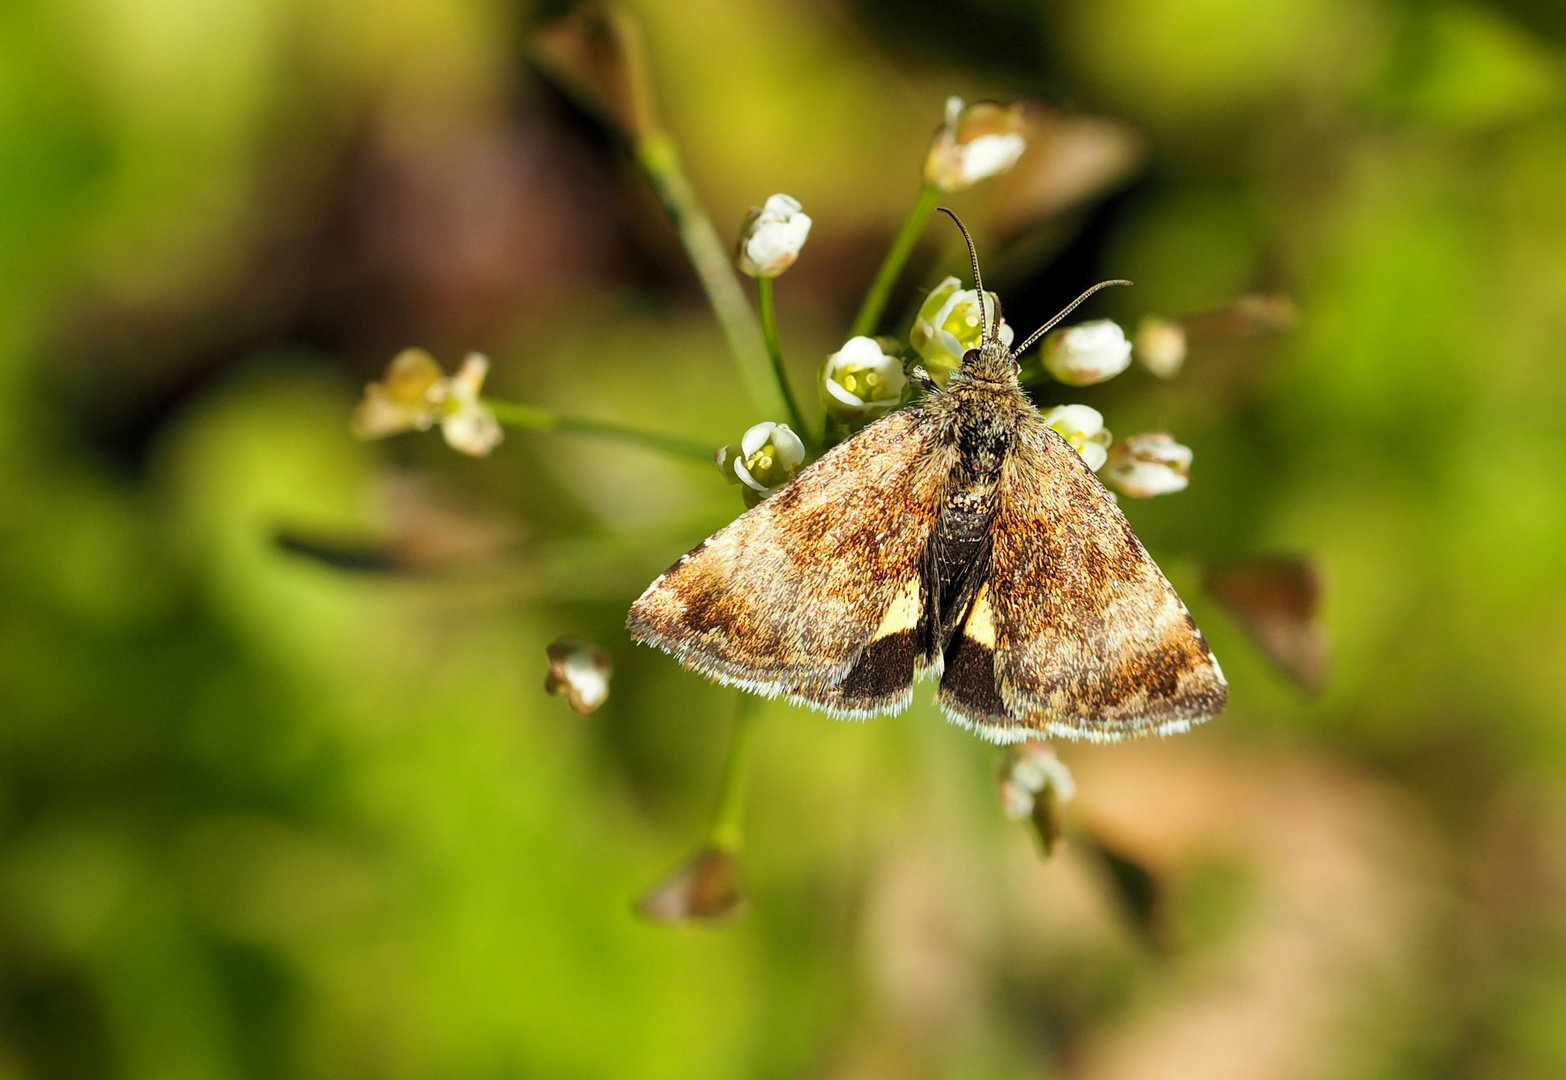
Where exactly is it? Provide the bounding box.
[925,97,1027,193]
[544,637,613,716]
[717,421,805,505]
[1042,319,1132,386]
[1040,403,1112,471]
[910,276,1013,381]
[1104,432,1192,498]
[352,349,503,457]
[820,336,906,422]
[736,194,812,278]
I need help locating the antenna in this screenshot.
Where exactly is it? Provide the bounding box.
[1009,279,1132,359]
[937,207,990,343]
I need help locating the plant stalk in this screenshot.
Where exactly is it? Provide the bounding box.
[849,183,941,339]
[707,694,760,854]
[483,399,714,463]
[754,277,810,445]
[634,131,788,421]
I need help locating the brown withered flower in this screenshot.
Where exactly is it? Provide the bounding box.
[636,847,748,926]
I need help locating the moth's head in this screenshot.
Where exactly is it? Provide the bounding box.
[961,338,1020,384]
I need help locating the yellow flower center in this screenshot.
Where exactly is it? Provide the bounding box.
[831,365,887,402]
[941,304,984,348]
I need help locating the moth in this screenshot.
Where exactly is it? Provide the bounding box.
[629,213,1227,743]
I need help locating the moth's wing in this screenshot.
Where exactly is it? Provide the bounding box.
[938,419,1226,742]
[629,408,948,717]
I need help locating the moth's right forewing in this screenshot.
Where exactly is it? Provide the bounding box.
[981,420,1227,742]
[628,408,948,712]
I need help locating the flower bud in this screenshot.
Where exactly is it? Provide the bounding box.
[820,336,906,423]
[909,276,1013,383]
[1041,319,1132,386]
[1104,432,1192,498]
[1133,316,1187,379]
[717,422,806,507]
[543,637,613,716]
[997,741,1076,856]
[1039,404,1111,471]
[637,846,748,925]
[736,194,812,278]
[924,96,1027,193]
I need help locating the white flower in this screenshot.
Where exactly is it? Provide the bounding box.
[1104,432,1192,498]
[353,348,503,457]
[1042,319,1132,386]
[436,354,503,457]
[717,421,805,505]
[736,194,812,278]
[544,637,613,716]
[1134,316,1187,379]
[1039,404,1112,471]
[820,336,906,422]
[909,275,1014,382]
[925,97,1027,193]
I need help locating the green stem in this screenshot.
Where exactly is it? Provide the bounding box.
[483,399,714,463]
[634,131,787,421]
[707,694,759,854]
[849,184,941,339]
[754,277,810,445]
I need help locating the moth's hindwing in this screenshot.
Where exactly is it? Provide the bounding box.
[942,420,1227,743]
[628,409,947,717]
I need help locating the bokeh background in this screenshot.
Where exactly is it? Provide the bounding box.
[5,0,1566,1076]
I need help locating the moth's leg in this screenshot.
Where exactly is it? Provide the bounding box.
[906,364,940,395]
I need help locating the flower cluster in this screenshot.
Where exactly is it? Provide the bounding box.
[1027,312,1195,499]
[353,18,1255,920]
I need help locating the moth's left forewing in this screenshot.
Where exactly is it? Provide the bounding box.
[974,419,1227,742]
[629,408,948,717]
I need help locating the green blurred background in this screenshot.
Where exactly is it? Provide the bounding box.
[4,0,1566,1076]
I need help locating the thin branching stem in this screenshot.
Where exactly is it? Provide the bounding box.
[754,277,811,447]
[849,184,940,339]
[707,693,759,853]
[483,399,714,463]
[634,131,788,421]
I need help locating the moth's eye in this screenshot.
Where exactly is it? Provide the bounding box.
[962,349,980,366]
[1010,358,1021,376]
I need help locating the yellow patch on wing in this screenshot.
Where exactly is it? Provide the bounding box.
[870,576,921,641]
[964,585,997,649]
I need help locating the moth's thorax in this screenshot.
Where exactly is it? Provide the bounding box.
[935,368,1033,488]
